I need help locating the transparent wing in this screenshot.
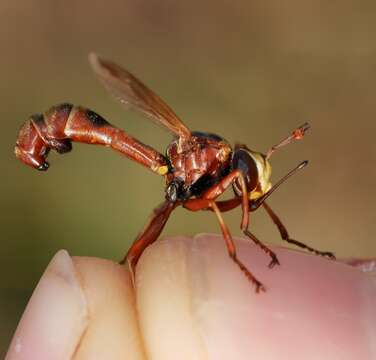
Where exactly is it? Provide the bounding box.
[89,53,191,140]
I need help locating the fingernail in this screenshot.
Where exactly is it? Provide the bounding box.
[6,250,89,360]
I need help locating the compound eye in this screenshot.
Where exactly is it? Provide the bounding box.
[232,149,258,194]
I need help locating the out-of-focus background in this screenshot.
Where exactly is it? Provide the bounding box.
[1,0,376,354]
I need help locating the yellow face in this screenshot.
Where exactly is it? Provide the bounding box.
[247,150,272,200]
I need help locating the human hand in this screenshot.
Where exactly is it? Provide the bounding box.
[6,234,376,359]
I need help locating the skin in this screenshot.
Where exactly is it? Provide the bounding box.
[6,234,376,360]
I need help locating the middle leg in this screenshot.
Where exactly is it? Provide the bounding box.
[184,197,265,292]
[191,169,280,268]
[210,161,312,266]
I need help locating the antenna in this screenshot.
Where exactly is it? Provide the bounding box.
[266,123,310,160]
[250,160,308,211]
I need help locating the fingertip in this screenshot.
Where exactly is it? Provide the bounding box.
[6,250,89,360]
[136,234,376,359]
[6,251,146,360]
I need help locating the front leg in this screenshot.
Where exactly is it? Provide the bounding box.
[198,198,281,267]
[184,198,265,292]
[184,169,280,270]
[201,169,249,230]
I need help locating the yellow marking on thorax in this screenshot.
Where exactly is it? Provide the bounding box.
[153,165,169,175]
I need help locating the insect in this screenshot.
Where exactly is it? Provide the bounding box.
[15,53,335,292]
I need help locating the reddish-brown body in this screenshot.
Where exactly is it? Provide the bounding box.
[15,53,334,292]
[167,136,230,185]
[15,104,166,172]
[165,133,232,200]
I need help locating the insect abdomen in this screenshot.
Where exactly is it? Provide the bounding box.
[15,103,74,170]
[15,103,167,172]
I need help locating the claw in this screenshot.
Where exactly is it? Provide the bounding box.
[323,251,336,260]
[268,256,281,269]
[254,281,266,293]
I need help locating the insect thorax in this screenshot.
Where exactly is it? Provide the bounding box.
[165,132,232,201]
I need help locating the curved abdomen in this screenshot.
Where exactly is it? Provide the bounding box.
[15,103,167,172]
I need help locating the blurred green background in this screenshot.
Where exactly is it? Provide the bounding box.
[1,0,376,354]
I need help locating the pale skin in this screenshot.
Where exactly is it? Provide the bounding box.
[6,234,376,360]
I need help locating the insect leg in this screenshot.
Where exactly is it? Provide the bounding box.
[215,198,241,212]
[262,201,336,259]
[243,229,280,268]
[201,161,322,266]
[198,194,279,267]
[184,198,265,292]
[211,202,265,292]
[120,201,178,279]
[207,197,283,267]
[201,169,249,231]
[197,170,279,268]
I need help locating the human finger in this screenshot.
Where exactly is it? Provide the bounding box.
[136,234,376,360]
[6,250,145,360]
